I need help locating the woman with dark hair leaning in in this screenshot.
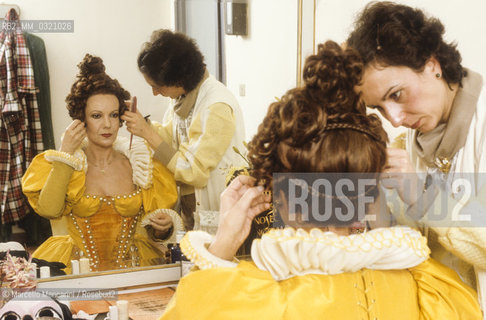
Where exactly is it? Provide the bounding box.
[347,1,486,309]
[22,54,180,273]
[159,42,481,319]
[122,30,246,232]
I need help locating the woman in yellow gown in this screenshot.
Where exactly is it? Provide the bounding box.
[160,42,482,319]
[22,54,179,273]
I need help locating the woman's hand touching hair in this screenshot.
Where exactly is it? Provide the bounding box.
[209,175,271,261]
[60,120,87,154]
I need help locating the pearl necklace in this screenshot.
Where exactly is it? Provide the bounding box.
[88,158,114,174]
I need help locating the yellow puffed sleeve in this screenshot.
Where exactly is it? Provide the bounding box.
[141,158,178,213]
[22,152,86,218]
[409,258,482,319]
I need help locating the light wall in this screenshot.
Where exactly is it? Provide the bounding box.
[224,0,299,143]
[10,0,173,148]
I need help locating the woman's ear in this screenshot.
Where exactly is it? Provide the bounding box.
[424,56,442,77]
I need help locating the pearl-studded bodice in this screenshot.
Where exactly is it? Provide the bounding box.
[71,188,142,218]
[66,189,144,271]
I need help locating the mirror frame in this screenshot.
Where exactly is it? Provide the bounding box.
[36,263,181,289]
[297,0,317,86]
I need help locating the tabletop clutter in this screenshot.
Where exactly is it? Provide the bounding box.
[0,241,135,319]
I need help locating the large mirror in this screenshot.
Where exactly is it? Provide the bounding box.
[2,0,485,279]
[0,0,178,279]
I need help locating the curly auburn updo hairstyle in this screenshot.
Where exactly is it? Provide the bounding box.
[137,29,206,92]
[347,1,465,85]
[66,54,130,126]
[248,41,388,226]
[248,40,388,188]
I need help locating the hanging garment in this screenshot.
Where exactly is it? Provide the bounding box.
[24,32,54,150]
[20,33,54,246]
[0,9,43,224]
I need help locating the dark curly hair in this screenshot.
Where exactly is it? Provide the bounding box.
[137,29,206,92]
[347,1,465,86]
[247,41,388,225]
[66,54,130,126]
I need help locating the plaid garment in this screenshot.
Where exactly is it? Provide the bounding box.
[0,9,44,223]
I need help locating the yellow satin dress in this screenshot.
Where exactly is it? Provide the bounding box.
[22,152,178,273]
[161,259,481,319]
[161,226,482,320]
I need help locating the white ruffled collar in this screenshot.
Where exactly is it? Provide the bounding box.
[72,136,154,189]
[251,226,430,281]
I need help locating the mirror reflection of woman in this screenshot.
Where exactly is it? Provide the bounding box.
[22,54,179,272]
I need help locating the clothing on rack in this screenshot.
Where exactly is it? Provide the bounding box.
[0,8,44,224]
[24,33,54,150]
[20,33,54,246]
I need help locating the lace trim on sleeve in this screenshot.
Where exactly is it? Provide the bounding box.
[44,150,84,171]
[141,208,183,243]
[180,231,238,270]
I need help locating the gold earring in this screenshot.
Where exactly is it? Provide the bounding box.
[435,73,441,79]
